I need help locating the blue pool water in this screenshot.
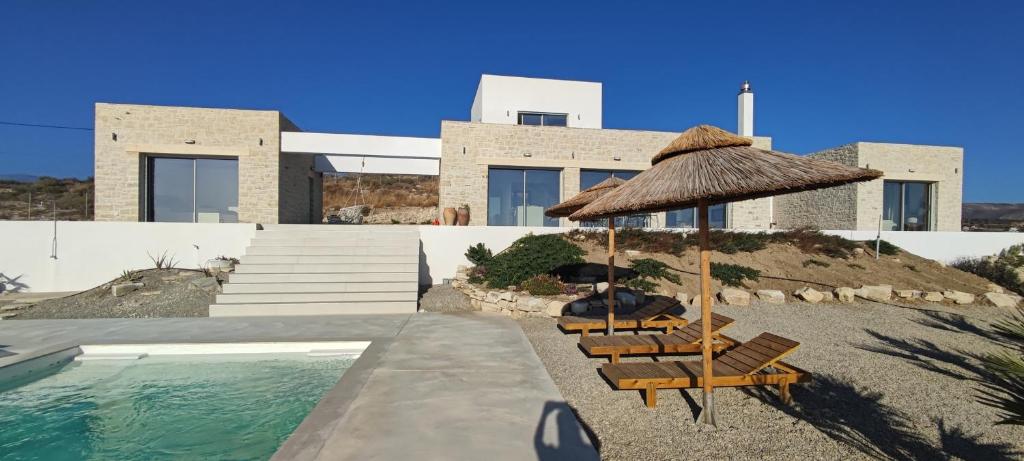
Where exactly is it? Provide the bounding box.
[0,354,354,460]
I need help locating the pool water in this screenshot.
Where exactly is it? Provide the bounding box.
[0,354,354,460]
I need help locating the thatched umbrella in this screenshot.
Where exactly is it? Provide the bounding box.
[570,125,882,425]
[546,176,626,336]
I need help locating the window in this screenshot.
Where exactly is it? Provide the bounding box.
[487,168,560,226]
[517,112,568,127]
[579,170,647,227]
[147,157,239,223]
[882,181,932,231]
[665,204,727,229]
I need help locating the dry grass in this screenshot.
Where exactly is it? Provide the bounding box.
[323,174,438,210]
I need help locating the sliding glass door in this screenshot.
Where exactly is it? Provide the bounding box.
[882,181,932,231]
[148,157,239,223]
[487,168,560,226]
[666,204,727,229]
[579,169,646,227]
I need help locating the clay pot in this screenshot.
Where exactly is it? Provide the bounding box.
[457,207,470,226]
[443,207,458,225]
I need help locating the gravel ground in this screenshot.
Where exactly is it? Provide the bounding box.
[518,301,1024,460]
[13,269,217,319]
[419,284,478,313]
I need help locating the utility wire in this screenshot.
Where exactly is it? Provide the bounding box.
[0,120,93,131]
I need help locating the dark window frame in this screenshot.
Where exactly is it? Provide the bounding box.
[517,111,569,127]
[145,155,239,223]
[882,180,934,231]
[486,166,562,227]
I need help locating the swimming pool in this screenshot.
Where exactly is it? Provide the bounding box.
[0,343,365,460]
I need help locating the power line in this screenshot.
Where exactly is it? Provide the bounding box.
[0,120,93,131]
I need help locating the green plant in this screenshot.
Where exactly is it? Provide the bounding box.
[977,307,1024,425]
[465,243,493,266]
[520,274,564,296]
[710,262,760,287]
[215,255,239,265]
[871,239,900,256]
[774,228,859,258]
[483,234,584,288]
[803,259,830,268]
[624,258,681,292]
[391,218,401,224]
[685,231,768,254]
[848,263,866,270]
[147,250,177,269]
[467,265,487,285]
[119,269,142,282]
[952,256,1024,296]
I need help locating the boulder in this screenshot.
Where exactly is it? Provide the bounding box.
[981,292,1019,308]
[755,290,786,304]
[793,287,824,303]
[615,291,637,308]
[943,290,975,305]
[625,250,642,257]
[985,283,1005,294]
[675,292,689,304]
[658,287,678,298]
[834,287,856,303]
[517,296,547,312]
[545,301,566,317]
[481,302,501,313]
[484,291,501,304]
[895,289,922,300]
[570,300,589,315]
[820,291,835,302]
[690,295,716,309]
[852,247,865,256]
[718,288,750,306]
[112,282,143,297]
[923,291,945,302]
[499,291,516,302]
[595,282,610,293]
[855,285,893,303]
[189,277,220,292]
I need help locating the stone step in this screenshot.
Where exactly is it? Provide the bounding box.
[216,291,418,304]
[222,282,414,294]
[0,303,29,312]
[259,224,421,232]
[227,272,418,284]
[234,263,418,274]
[209,301,417,317]
[239,255,417,265]
[244,245,415,256]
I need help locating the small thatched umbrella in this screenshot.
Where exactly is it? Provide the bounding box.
[546,176,626,336]
[570,125,882,425]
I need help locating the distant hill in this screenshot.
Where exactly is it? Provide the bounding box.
[0,174,39,183]
[0,176,93,220]
[963,203,1024,221]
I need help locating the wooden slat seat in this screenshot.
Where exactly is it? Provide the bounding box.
[600,332,811,408]
[557,296,687,336]
[579,313,736,363]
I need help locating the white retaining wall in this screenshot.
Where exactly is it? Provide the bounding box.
[0,221,256,293]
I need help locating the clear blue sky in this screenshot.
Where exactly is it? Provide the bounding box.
[1,1,1021,202]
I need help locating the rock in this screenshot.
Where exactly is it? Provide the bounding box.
[615,291,637,308]
[675,292,689,304]
[595,282,609,293]
[718,288,750,306]
[484,291,501,304]
[456,265,468,274]
[112,282,144,297]
[658,287,678,298]
[793,287,824,303]
[189,277,220,292]
[981,292,1018,308]
[499,291,516,302]
[835,287,856,303]
[943,290,975,305]
[821,291,835,302]
[985,283,1004,294]
[923,291,944,302]
[545,301,565,317]
[852,247,865,256]
[690,295,715,309]
[755,290,786,304]
[455,272,469,282]
[480,302,501,313]
[625,250,642,257]
[855,285,893,303]
[570,300,589,315]
[895,289,922,300]
[516,296,540,312]
[497,299,512,309]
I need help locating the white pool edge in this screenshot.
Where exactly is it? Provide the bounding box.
[76,341,371,358]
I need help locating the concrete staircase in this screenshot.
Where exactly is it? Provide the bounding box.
[209,225,421,317]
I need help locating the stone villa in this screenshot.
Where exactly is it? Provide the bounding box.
[93,74,963,231]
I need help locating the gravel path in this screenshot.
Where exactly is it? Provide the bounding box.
[518,301,1024,460]
[419,284,477,313]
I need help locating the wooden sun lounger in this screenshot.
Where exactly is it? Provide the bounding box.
[557,296,687,336]
[579,313,736,363]
[601,332,811,408]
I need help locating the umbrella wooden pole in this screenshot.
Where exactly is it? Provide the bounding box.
[607,217,616,336]
[698,201,717,426]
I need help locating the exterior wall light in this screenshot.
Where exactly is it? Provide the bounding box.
[523,153,532,157]
[613,156,621,161]
[185,139,196,144]
[111,133,117,141]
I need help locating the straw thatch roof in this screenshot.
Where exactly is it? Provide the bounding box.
[570,125,883,221]
[545,176,626,218]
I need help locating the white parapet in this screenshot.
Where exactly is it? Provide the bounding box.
[281,132,441,175]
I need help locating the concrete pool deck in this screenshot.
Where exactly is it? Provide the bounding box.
[0,313,598,461]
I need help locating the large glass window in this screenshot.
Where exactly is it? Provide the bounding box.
[517,112,568,127]
[666,204,727,229]
[148,157,238,223]
[882,181,932,231]
[487,168,560,226]
[579,170,646,227]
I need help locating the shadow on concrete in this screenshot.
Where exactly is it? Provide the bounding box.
[745,375,1020,460]
[0,273,29,294]
[534,400,600,460]
[550,263,635,285]
[0,345,14,359]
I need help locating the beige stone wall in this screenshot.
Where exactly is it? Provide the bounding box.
[94,103,284,223]
[439,120,774,228]
[276,114,321,224]
[774,145,860,230]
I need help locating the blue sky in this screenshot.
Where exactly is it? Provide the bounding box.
[1,1,1021,202]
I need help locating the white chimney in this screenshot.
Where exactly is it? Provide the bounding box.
[737,81,754,136]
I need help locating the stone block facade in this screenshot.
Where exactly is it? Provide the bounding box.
[94,103,320,224]
[439,120,774,228]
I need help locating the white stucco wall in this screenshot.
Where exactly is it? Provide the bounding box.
[469,74,602,128]
[283,132,441,176]
[0,222,256,293]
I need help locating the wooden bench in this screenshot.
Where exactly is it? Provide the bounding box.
[579,313,736,363]
[557,296,687,336]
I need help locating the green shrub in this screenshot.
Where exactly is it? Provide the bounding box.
[952,257,1024,296]
[520,274,564,296]
[465,243,493,266]
[684,231,768,254]
[710,262,760,287]
[871,239,900,256]
[774,228,859,258]
[565,227,862,259]
[483,234,584,288]
[978,306,1024,425]
[802,259,830,268]
[624,258,681,292]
